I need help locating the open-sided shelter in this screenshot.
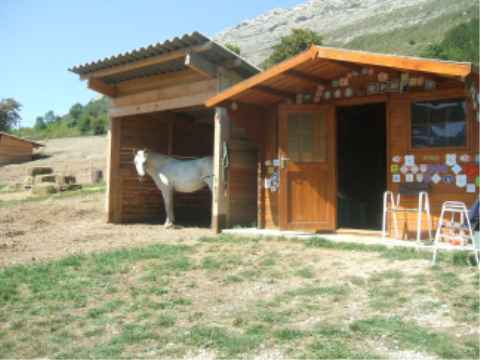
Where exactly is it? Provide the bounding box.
[70,32,259,230]
[0,132,43,165]
[207,46,479,236]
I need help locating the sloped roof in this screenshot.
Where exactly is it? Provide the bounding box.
[206,46,476,107]
[69,32,259,84]
[0,132,44,148]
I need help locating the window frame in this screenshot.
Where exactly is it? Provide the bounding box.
[408,95,471,152]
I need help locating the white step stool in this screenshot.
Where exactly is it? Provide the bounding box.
[432,201,479,266]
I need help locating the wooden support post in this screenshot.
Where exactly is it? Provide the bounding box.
[212,107,231,233]
[106,116,122,223]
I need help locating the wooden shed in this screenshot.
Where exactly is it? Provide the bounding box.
[206,46,479,237]
[0,132,43,165]
[70,32,259,229]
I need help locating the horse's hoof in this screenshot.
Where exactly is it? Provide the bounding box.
[164,223,175,229]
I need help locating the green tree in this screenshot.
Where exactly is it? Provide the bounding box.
[67,103,84,127]
[44,110,57,125]
[422,17,479,64]
[0,98,22,132]
[225,43,241,55]
[91,113,108,135]
[78,114,93,134]
[262,29,323,69]
[34,116,47,130]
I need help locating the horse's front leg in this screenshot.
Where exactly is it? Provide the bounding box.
[160,185,175,229]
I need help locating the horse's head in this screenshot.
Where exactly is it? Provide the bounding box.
[133,149,149,178]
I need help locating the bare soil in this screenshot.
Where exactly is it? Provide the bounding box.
[0,135,107,185]
[0,192,212,267]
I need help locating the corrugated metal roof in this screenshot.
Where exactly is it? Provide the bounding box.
[69,31,259,83]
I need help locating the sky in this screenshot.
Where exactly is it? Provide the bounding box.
[1,0,303,127]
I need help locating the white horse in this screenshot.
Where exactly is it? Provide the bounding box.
[133,150,213,228]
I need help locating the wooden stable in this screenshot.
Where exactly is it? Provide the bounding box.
[207,46,480,237]
[70,32,259,229]
[0,132,43,165]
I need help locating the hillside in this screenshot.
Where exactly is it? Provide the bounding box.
[0,136,106,186]
[215,0,478,66]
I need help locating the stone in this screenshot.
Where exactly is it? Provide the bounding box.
[31,184,57,196]
[37,174,57,183]
[27,166,53,177]
[23,176,35,189]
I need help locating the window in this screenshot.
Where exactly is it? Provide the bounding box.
[411,98,467,148]
[287,112,327,162]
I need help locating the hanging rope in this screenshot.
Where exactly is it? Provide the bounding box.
[222,141,230,193]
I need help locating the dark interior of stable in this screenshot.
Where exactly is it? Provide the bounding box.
[336,103,387,230]
[171,108,214,226]
[128,108,214,227]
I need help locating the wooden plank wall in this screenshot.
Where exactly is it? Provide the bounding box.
[0,136,34,165]
[228,139,258,226]
[113,112,213,224]
[226,104,264,227]
[387,88,479,239]
[252,83,478,238]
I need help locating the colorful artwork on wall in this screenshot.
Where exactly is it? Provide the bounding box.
[392,155,402,163]
[459,154,471,162]
[443,175,454,184]
[446,154,457,166]
[431,173,442,184]
[367,83,379,95]
[466,184,476,193]
[404,155,415,166]
[456,175,467,188]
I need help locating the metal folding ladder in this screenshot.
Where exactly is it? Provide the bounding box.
[382,191,432,244]
[432,201,479,266]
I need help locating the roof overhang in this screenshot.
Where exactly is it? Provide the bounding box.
[69,32,260,97]
[206,46,475,108]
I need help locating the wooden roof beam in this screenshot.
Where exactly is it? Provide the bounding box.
[206,46,318,107]
[185,52,217,78]
[88,78,117,97]
[285,70,326,86]
[255,85,296,101]
[81,42,214,80]
[315,46,472,79]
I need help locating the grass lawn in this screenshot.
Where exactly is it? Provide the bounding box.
[0,234,478,359]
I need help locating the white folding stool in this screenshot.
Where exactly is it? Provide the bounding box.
[382,190,433,245]
[432,201,479,267]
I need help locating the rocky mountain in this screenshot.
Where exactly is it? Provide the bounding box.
[214,0,478,66]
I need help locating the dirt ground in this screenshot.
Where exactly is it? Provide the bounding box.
[0,191,212,267]
[0,191,478,359]
[0,135,106,185]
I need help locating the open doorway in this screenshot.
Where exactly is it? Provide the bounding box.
[336,103,387,230]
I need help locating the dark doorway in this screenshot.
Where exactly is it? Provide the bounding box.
[336,103,387,230]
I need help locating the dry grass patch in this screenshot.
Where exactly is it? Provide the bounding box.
[0,234,478,359]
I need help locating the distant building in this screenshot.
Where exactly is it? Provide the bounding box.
[0,132,44,165]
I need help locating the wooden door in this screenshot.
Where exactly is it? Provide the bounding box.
[279,105,336,231]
